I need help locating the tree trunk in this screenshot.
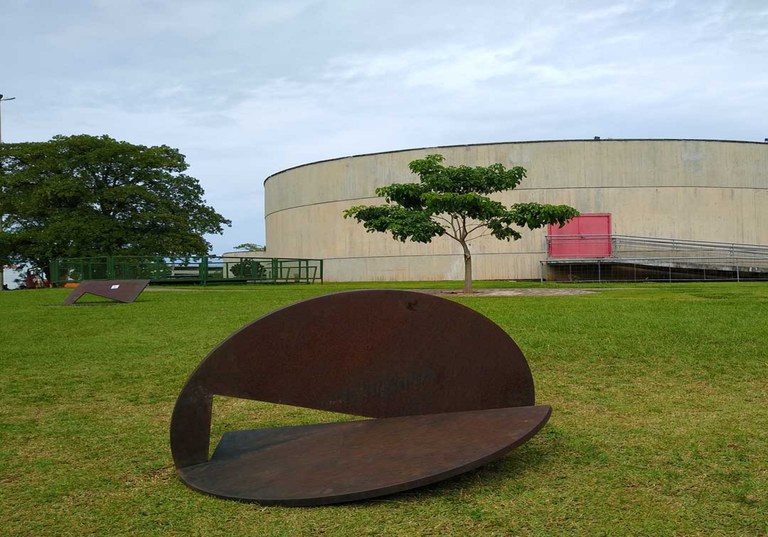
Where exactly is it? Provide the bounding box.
[461,241,472,294]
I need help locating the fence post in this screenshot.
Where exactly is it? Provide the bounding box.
[107,256,115,279]
[201,257,208,286]
[271,258,278,283]
[50,259,59,285]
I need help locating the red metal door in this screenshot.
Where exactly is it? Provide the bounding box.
[548,214,612,258]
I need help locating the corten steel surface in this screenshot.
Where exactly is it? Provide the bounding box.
[64,279,150,305]
[170,290,550,505]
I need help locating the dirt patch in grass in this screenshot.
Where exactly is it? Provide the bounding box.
[421,288,599,296]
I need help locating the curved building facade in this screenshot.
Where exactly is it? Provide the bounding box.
[264,139,768,282]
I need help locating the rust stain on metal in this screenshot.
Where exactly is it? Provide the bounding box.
[170,289,550,505]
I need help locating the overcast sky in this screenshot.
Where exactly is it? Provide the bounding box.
[2,0,767,253]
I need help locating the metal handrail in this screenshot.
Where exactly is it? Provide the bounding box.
[547,234,768,259]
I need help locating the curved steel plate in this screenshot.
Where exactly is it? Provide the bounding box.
[170,290,550,504]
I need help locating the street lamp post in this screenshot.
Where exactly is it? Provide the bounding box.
[0,94,15,289]
[0,94,16,144]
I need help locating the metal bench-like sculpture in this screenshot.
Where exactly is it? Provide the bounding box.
[170,290,551,506]
[63,279,150,305]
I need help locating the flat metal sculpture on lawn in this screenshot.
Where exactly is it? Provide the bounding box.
[63,280,150,305]
[170,290,550,506]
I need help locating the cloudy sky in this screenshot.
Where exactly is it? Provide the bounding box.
[2,0,767,253]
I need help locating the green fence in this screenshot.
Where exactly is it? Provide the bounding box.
[50,256,323,285]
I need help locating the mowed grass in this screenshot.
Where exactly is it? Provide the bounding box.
[0,282,766,536]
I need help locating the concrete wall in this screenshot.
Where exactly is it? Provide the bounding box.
[264,140,768,282]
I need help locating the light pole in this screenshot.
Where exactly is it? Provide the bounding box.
[0,94,14,289]
[0,94,16,144]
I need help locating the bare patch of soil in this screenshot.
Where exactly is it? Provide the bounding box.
[420,288,598,297]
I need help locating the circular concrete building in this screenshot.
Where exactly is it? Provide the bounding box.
[264,139,768,282]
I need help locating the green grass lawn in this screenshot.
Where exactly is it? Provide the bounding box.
[1,282,766,536]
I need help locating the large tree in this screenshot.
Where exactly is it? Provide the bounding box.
[0,134,230,281]
[344,154,579,293]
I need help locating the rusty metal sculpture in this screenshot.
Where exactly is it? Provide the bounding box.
[170,290,550,506]
[63,280,150,305]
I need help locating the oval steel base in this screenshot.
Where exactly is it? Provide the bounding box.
[179,405,551,506]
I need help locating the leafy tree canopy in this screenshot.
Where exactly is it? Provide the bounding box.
[344,154,579,292]
[0,134,230,277]
[233,242,266,252]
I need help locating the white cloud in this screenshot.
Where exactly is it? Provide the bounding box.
[2,0,767,252]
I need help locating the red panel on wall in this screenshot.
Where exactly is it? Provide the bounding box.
[548,214,612,258]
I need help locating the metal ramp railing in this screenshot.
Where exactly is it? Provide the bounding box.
[543,235,768,282]
[610,236,768,265]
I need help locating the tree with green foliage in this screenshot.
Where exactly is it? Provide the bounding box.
[0,134,230,281]
[231,243,267,280]
[344,154,579,293]
[233,242,266,252]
